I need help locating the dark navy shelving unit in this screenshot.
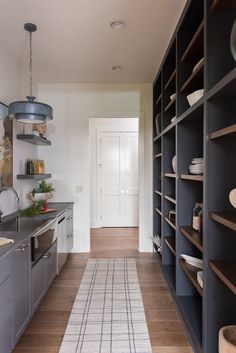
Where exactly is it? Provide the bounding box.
[152,1,236,352]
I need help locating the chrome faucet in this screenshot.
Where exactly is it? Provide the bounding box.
[0,187,20,222]
[0,187,20,202]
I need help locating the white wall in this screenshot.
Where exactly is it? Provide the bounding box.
[38,84,153,253]
[90,117,139,228]
[0,45,37,214]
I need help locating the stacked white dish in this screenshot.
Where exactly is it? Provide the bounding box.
[197,271,203,288]
[180,254,203,269]
[189,158,204,175]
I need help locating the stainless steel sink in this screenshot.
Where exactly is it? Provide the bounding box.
[0,216,48,233]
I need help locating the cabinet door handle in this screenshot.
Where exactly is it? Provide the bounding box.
[43,253,49,259]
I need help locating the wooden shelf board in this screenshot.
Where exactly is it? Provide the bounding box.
[165,216,176,230]
[155,94,162,106]
[181,174,203,182]
[165,194,176,205]
[211,0,236,12]
[155,208,162,216]
[164,69,176,91]
[17,174,52,180]
[180,61,204,94]
[181,22,204,64]
[208,124,236,140]
[17,134,51,145]
[164,97,176,113]
[180,226,203,252]
[153,153,162,159]
[165,173,176,178]
[153,134,161,142]
[209,211,236,231]
[179,259,203,296]
[209,260,236,295]
[154,190,162,196]
[165,236,176,255]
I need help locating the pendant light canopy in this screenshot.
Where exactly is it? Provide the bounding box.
[9,23,53,124]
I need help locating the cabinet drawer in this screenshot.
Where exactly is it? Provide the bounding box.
[0,255,12,285]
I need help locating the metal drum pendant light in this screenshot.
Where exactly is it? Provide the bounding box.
[9,23,53,123]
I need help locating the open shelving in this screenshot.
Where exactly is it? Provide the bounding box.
[180,226,203,252]
[17,134,51,145]
[153,1,236,352]
[17,174,52,180]
[179,259,203,296]
[209,260,236,295]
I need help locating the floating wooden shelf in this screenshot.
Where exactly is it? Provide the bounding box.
[165,194,176,205]
[153,134,161,142]
[164,69,176,91]
[211,0,236,12]
[208,124,236,140]
[165,173,176,178]
[154,190,162,196]
[155,94,162,106]
[209,260,236,295]
[209,212,236,231]
[165,237,176,255]
[180,61,204,94]
[17,134,51,145]
[164,97,176,113]
[181,22,204,64]
[179,259,203,296]
[155,207,162,216]
[180,226,203,252]
[181,174,203,182]
[153,153,162,159]
[17,174,52,180]
[165,216,176,230]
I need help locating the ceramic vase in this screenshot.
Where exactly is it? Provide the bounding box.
[219,326,236,353]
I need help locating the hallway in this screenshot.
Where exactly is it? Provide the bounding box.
[13,229,193,353]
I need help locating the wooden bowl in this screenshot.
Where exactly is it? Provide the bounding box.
[219,326,236,353]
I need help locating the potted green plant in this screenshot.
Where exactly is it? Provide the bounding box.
[28,180,55,202]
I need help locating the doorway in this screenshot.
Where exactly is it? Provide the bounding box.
[90,117,139,250]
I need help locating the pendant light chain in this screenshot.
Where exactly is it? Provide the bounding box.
[8,23,53,123]
[29,30,33,97]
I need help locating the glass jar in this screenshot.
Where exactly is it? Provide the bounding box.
[192,203,203,232]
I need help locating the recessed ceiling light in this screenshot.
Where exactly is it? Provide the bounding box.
[112,65,124,71]
[110,20,126,30]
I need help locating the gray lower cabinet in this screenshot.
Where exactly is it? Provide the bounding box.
[31,241,57,312]
[12,240,31,344]
[45,240,57,289]
[0,255,13,353]
[66,206,73,253]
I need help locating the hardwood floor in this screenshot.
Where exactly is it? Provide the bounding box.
[13,228,193,353]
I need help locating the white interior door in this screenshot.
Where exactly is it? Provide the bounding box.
[99,131,138,227]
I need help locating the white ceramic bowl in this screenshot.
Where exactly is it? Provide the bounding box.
[172,155,177,174]
[219,326,236,353]
[229,188,236,208]
[187,89,204,106]
[170,93,176,101]
[28,192,52,202]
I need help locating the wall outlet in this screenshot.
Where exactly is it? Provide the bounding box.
[75,185,83,193]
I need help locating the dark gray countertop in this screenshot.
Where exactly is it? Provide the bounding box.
[0,202,74,262]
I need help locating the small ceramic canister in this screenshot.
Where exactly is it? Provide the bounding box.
[229,189,236,208]
[219,326,236,353]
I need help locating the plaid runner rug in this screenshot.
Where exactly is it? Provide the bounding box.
[59,258,152,353]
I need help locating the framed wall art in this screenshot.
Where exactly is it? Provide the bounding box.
[0,102,13,187]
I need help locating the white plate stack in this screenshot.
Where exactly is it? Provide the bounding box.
[180,254,203,269]
[189,158,204,175]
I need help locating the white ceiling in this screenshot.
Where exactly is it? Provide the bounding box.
[0,0,187,84]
